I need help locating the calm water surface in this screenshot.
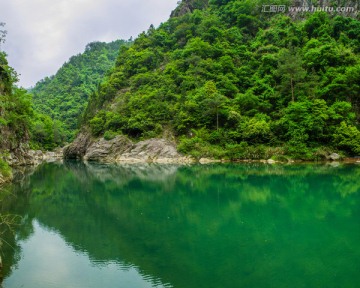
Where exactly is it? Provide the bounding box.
[0,162,359,288]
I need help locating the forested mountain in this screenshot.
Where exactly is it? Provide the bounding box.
[31,39,130,144]
[3,0,359,162]
[79,0,360,160]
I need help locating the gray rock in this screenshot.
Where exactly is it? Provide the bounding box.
[117,138,194,163]
[170,0,208,17]
[63,131,93,159]
[7,148,64,166]
[64,131,197,163]
[43,149,63,163]
[71,136,195,163]
[84,136,133,162]
[199,158,221,164]
[329,153,341,161]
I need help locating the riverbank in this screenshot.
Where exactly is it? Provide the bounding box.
[0,148,63,185]
[2,134,358,186]
[63,132,358,165]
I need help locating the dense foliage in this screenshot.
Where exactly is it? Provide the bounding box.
[0,37,33,177]
[82,0,360,160]
[0,51,33,153]
[31,40,130,145]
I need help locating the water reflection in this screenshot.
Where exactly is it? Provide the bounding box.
[4,220,170,288]
[0,162,360,288]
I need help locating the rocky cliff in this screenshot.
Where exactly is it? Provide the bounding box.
[63,132,194,164]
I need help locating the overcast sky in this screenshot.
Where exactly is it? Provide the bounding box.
[0,0,179,88]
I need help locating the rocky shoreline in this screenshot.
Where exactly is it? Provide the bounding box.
[0,148,63,185]
[2,133,360,186]
[63,132,360,165]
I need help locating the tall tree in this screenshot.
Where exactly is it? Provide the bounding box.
[276,48,306,103]
[201,81,227,131]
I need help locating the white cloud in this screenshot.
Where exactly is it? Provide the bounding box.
[0,0,178,87]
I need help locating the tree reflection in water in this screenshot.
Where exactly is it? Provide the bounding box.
[0,162,359,288]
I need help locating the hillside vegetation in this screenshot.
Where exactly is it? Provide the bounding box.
[31,40,130,147]
[0,36,33,179]
[80,0,360,160]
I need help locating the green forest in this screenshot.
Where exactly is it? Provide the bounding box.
[31,39,130,145]
[82,0,360,160]
[0,23,32,177]
[1,0,360,172]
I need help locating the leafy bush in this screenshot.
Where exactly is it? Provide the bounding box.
[89,113,106,136]
[333,122,360,155]
[103,130,118,141]
[177,136,225,159]
[0,159,11,178]
[270,155,289,162]
[225,143,268,160]
[178,136,205,156]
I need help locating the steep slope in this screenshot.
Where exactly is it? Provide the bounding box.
[31,39,131,143]
[73,0,360,160]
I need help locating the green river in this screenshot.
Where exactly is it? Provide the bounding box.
[0,162,359,288]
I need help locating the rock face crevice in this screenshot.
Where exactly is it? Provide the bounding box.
[63,132,93,160]
[64,134,194,164]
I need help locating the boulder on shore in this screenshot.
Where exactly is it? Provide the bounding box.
[63,132,93,160]
[329,153,341,161]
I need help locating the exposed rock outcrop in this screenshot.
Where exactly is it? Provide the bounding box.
[84,136,133,162]
[0,147,62,173]
[170,0,208,17]
[5,148,63,166]
[63,131,93,159]
[64,134,194,164]
[0,148,63,185]
[26,149,64,165]
[115,138,189,163]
